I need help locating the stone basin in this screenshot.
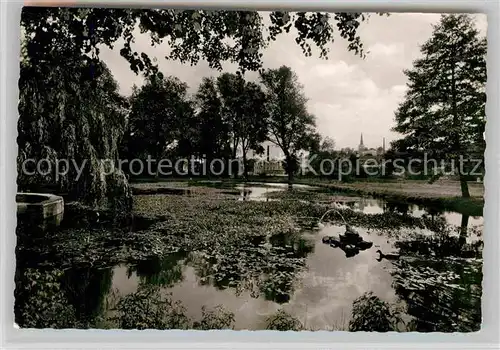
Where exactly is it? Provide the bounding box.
[16,193,64,224]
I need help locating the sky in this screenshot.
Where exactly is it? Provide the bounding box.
[99,12,487,151]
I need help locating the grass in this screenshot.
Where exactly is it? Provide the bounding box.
[130,177,484,216]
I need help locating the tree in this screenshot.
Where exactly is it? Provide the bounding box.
[125,74,194,176]
[19,7,385,202]
[22,8,380,78]
[307,136,338,178]
[18,47,130,206]
[216,73,247,170]
[237,81,269,180]
[193,77,230,176]
[216,73,268,179]
[260,66,317,188]
[392,14,486,197]
[320,136,336,153]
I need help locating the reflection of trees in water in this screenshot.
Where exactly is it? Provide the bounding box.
[60,267,113,326]
[127,252,187,288]
[15,266,114,328]
[395,215,481,259]
[383,200,410,216]
[389,215,482,332]
[420,205,448,226]
[189,232,315,304]
[391,259,482,332]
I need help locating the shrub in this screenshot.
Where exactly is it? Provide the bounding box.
[348,292,402,332]
[192,305,235,330]
[265,309,303,331]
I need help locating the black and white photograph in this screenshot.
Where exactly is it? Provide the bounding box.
[15,7,486,332]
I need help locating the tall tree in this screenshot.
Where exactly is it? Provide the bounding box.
[18,40,130,206]
[260,66,317,187]
[307,136,339,178]
[193,77,230,176]
[216,74,268,179]
[216,73,246,165]
[126,74,194,176]
[392,14,486,197]
[19,8,386,201]
[238,81,269,180]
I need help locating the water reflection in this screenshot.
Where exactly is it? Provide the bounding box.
[127,252,187,288]
[60,267,113,326]
[383,200,411,216]
[15,185,483,331]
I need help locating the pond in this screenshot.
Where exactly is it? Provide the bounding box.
[15,184,483,332]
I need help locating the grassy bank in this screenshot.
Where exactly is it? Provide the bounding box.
[305,180,484,217]
[130,177,484,216]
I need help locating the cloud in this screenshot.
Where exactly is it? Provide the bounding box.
[368,42,404,58]
[98,12,486,149]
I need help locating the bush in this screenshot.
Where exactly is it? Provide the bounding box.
[192,305,235,330]
[15,268,78,328]
[265,309,303,331]
[348,292,402,332]
[112,286,190,330]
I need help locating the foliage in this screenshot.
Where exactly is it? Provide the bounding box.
[15,268,78,328]
[192,77,231,169]
[216,73,269,177]
[265,309,304,331]
[15,183,483,331]
[260,66,318,184]
[18,7,387,204]
[305,136,340,177]
[392,14,486,197]
[18,54,130,205]
[124,74,194,167]
[21,8,378,76]
[192,305,235,330]
[391,258,482,332]
[348,292,403,332]
[112,285,190,330]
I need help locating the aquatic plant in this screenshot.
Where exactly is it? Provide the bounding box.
[15,184,484,331]
[390,258,482,332]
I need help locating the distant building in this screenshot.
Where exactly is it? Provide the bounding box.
[357,133,386,158]
[356,133,387,174]
[252,144,286,176]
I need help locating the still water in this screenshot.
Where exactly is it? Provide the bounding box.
[110,225,400,330]
[16,184,483,331]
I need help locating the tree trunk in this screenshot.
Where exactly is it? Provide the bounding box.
[242,150,248,181]
[459,174,470,198]
[286,155,294,190]
[206,156,212,179]
[450,56,469,198]
[231,142,238,179]
[458,214,469,249]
